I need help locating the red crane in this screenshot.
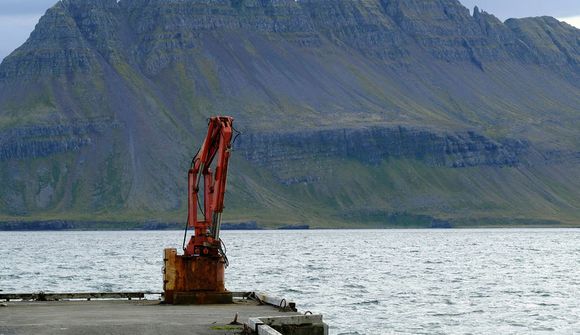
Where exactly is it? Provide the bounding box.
[163,116,236,304]
[184,116,234,258]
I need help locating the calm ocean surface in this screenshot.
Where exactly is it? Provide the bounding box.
[1,229,579,334]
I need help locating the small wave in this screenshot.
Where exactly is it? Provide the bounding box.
[532,327,555,331]
[501,290,524,295]
[344,284,366,289]
[350,300,380,306]
[536,303,558,306]
[470,294,491,298]
[432,309,484,317]
[306,264,325,271]
[508,322,527,328]
[531,290,551,297]
[283,288,302,293]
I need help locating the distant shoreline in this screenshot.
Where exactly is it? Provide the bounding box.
[0,219,577,231]
[0,220,312,231]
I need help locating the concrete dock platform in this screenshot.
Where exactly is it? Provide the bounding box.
[0,299,298,335]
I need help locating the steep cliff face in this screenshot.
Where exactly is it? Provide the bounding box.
[0,0,579,227]
[237,127,525,177]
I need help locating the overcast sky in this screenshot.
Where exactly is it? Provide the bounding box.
[0,0,579,62]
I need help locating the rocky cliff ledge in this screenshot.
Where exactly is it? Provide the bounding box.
[236,126,529,185]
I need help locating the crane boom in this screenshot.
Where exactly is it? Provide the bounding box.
[185,116,234,257]
[163,116,236,305]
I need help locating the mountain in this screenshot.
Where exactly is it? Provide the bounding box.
[0,0,579,229]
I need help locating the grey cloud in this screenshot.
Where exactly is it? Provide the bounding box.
[0,20,38,61]
[0,1,57,62]
[0,0,58,15]
[459,0,580,20]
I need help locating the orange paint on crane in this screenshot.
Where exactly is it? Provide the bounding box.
[163,116,235,305]
[185,116,234,257]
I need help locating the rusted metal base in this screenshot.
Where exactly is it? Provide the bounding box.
[163,248,232,305]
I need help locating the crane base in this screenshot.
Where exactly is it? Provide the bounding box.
[163,248,232,305]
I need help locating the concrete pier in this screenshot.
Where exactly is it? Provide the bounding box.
[0,299,297,335]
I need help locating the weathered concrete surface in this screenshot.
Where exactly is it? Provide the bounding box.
[0,299,298,335]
